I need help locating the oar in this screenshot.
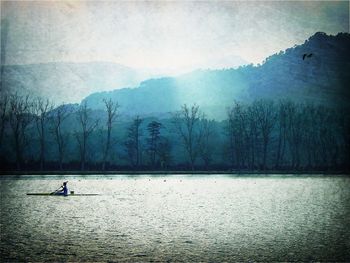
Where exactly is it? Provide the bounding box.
[50,181,68,195]
[50,186,62,195]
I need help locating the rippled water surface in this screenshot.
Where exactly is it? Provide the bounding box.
[1,175,350,262]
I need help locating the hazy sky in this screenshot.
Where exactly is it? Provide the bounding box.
[1,1,349,71]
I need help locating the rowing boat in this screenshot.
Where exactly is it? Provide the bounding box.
[26,193,99,196]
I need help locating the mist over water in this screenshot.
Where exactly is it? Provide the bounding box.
[1,175,349,262]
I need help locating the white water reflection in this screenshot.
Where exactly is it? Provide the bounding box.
[1,175,349,262]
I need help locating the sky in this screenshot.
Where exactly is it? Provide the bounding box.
[1,0,349,73]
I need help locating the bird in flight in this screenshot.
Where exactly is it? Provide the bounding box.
[302,53,313,60]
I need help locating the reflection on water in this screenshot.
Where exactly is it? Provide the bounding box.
[1,175,349,262]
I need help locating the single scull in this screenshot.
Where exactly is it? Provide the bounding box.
[26,193,99,196]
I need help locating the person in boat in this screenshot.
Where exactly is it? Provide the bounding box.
[53,181,68,196]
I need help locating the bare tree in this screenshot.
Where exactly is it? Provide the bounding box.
[124,116,143,167]
[75,102,99,171]
[315,106,338,169]
[226,102,250,170]
[338,108,350,168]
[33,97,53,170]
[225,106,237,169]
[147,120,162,168]
[51,104,71,170]
[236,103,250,169]
[0,20,10,148]
[157,137,172,169]
[275,100,288,169]
[252,100,276,170]
[285,102,304,169]
[1,19,9,91]
[324,112,340,169]
[0,92,9,146]
[8,94,32,170]
[246,104,259,170]
[102,99,119,170]
[301,103,318,169]
[172,104,202,170]
[198,117,215,170]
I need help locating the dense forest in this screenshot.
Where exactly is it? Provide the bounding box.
[0,92,349,172]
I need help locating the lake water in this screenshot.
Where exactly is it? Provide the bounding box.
[1,174,349,262]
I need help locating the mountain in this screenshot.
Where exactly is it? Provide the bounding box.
[1,62,150,104]
[246,32,350,104]
[0,54,249,105]
[83,32,350,119]
[82,68,250,119]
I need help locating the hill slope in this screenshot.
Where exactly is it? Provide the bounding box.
[83,32,350,119]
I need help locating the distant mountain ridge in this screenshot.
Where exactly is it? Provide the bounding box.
[82,32,350,119]
[1,62,148,103]
[1,55,249,105]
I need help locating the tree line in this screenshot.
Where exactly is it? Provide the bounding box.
[0,92,349,172]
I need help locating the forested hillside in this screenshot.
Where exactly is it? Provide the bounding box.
[83,32,350,119]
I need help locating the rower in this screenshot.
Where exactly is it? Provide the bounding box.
[54,181,68,196]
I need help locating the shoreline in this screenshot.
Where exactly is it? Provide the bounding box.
[1,170,349,176]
